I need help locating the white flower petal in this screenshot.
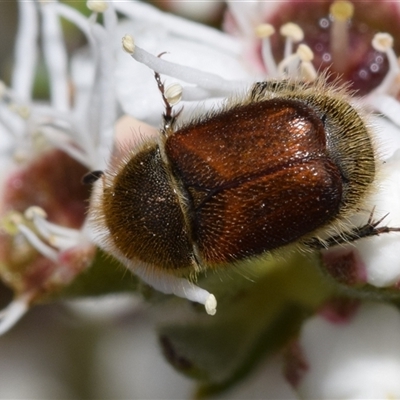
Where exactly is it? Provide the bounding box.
[368,94,400,128]
[353,150,400,287]
[371,113,400,160]
[219,355,297,399]
[91,313,193,399]
[297,302,400,399]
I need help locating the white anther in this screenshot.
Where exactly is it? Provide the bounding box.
[86,0,108,13]
[205,294,217,316]
[370,33,400,96]
[24,206,47,220]
[122,34,135,54]
[330,0,354,21]
[297,44,314,62]
[256,24,278,77]
[372,33,394,53]
[255,24,275,39]
[165,83,183,106]
[280,23,304,42]
[300,62,318,82]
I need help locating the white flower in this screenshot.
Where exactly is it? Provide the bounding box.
[0,0,117,333]
[3,0,400,398]
[113,1,250,125]
[294,301,400,399]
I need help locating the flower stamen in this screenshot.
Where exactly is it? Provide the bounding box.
[277,44,316,80]
[39,1,70,112]
[38,125,91,169]
[86,0,108,14]
[132,263,217,315]
[280,22,304,60]
[165,83,183,106]
[297,44,317,82]
[371,33,400,96]
[122,34,247,99]
[0,294,32,335]
[12,0,38,101]
[12,219,58,262]
[329,0,354,73]
[255,24,278,77]
[24,206,82,251]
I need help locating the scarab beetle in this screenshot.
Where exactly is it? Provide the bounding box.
[90,76,398,315]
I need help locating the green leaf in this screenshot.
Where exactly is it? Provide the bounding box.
[45,250,167,302]
[157,251,337,397]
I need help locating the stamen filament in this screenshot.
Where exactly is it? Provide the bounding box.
[280,23,304,60]
[16,223,58,262]
[90,20,117,170]
[371,33,400,96]
[180,87,214,101]
[12,1,38,101]
[25,207,81,251]
[277,53,300,78]
[256,24,278,77]
[329,0,354,73]
[39,1,70,112]
[297,44,316,81]
[226,0,255,38]
[0,103,24,139]
[53,2,101,166]
[137,266,217,315]
[53,3,116,170]
[54,3,97,50]
[115,1,239,54]
[124,38,247,96]
[0,295,32,335]
[40,126,92,169]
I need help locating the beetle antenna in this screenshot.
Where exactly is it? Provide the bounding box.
[155,71,174,125]
[154,53,183,136]
[81,170,104,185]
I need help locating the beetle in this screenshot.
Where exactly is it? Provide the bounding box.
[90,75,399,314]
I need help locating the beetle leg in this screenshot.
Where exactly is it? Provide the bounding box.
[305,209,400,250]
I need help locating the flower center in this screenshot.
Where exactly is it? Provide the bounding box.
[268,1,400,94]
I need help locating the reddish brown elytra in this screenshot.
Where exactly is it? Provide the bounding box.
[97,75,400,279]
[166,94,343,264]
